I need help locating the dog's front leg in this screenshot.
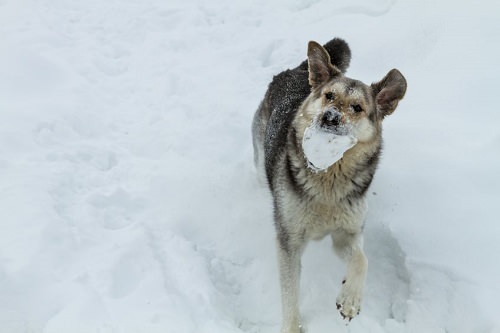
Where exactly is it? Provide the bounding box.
[277,231,305,333]
[332,231,368,321]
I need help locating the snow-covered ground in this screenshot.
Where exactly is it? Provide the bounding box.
[1,0,499,332]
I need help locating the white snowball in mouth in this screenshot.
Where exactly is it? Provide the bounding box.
[302,124,357,172]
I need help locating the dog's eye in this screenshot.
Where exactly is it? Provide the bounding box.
[325,92,335,101]
[352,104,363,113]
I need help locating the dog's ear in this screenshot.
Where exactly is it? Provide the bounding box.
[322,38,351,74]
[371,69,407,117]
[307,41,340,89]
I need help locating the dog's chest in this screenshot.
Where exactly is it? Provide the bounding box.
[284,190,367,240]
[280,145,376,239]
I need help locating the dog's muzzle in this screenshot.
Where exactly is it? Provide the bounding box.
[322,109,341,127]
[321,109,349,135]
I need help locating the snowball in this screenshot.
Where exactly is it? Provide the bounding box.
[302,124,357,172]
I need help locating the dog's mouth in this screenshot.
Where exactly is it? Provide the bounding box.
[321,123,350,136]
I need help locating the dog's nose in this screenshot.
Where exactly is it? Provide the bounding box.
[322,109,341,127]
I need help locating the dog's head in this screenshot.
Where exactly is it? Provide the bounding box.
[303,41,407,143]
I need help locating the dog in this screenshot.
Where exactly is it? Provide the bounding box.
[252,38,406,333]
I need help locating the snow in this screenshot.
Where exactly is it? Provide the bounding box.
[0,0,499,332]
[302,123,357,171]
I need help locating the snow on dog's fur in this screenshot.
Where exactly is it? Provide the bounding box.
[252,38,407,333]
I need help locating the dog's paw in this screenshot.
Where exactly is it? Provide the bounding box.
[335,279,362,321]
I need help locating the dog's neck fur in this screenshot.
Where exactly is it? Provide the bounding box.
[286,129,381,204]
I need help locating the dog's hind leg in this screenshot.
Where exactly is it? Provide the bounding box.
[331,231,368,321]
[276,231,305,333]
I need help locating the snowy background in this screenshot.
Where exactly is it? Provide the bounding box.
[1,0,499,332]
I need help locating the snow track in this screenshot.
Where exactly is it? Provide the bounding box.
[0,0,499,332]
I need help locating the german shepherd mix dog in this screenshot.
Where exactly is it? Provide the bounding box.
[252,38,406,333]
